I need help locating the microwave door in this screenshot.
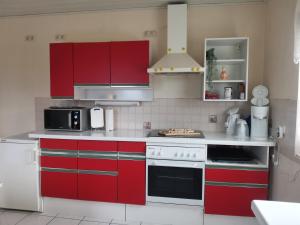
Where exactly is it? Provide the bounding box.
[44,110,72,130]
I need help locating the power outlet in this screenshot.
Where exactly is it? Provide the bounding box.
[276,126,286,139]
[143,121,151,129]
[209,115,217,123]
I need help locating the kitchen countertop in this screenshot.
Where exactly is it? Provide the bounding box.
[251,200,300,225]
[29,129,276,147]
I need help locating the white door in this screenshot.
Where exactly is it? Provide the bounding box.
[0,141,42,211]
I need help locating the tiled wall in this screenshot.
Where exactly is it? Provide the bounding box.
[35,97,248,132]
[268,98,300,201]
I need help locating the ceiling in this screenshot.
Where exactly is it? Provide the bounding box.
[0,0,265,17]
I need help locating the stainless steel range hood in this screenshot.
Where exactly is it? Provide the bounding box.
[74,86,153,101]
[147,4,204,74]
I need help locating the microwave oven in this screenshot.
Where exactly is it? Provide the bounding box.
[44,107,90,131]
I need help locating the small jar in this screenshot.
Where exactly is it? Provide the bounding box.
[224,87,232,99]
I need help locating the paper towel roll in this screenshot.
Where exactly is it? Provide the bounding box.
[105,108,114,131]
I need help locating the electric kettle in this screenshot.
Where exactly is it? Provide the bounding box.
[235,119,249,139]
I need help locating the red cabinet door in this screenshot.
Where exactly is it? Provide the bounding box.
[118,158,146,205]
[205,183,268,217]
[50,43,74,98]
[41,169,77,199]
[78,171,117,202]
[74,42,111,85]
[111,41,149,85]
[117,142,146,205]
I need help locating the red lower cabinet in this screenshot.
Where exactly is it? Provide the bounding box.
[41,170,77,199]
[78,172,117,202]
[205,166,269,217]
[117,142,146,205]
[118,159,146,205]
[205,183,268,216]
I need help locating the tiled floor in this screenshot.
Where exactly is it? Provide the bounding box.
[0,209,170,225]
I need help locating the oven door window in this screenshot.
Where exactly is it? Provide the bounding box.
[148,165,203,200]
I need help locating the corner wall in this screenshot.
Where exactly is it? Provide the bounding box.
[264,0,300,201]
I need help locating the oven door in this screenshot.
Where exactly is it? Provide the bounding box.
[146,159,204,206]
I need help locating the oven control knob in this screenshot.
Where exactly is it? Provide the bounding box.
[193,153,197,158]
[180,153,184,158]
[186,153,190,158]
[157,151,161,156]
[174,153,178,157]
[151,151,155,156]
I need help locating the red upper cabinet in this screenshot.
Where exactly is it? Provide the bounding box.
[50,43,74,98]
[73,42,111,86]
[110,41,149,86]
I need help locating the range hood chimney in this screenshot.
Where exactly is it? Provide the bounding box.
[147,4,204,74]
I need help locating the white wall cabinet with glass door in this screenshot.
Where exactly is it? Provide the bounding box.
[203,37,249,101]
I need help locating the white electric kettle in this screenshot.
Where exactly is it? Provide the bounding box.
[225,107,240,135]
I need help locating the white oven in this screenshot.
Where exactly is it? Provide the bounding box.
[146,143,206,206]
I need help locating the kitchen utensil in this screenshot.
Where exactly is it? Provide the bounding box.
[252,85,268,98]
[225,107,240,135]
[224,87,233,100]
[235,119,249,139]
[90,107,104,129]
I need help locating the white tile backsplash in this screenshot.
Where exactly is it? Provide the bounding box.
[35,98,245,132]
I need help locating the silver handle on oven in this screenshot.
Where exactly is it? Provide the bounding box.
[149,160,203,169]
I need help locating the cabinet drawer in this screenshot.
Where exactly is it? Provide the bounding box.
[118,142,146,153]
[41,156,77,169]
[78,158,117,171]
[41,169,77,199]
[78,171,117,202]
[205,167,268,184]
[205,182,268,217]
[40,139,77,151]
[78,140,117,152]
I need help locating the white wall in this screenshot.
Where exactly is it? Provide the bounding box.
[0,3,266,137]
[264,0,299,100]
[264,0,300,202]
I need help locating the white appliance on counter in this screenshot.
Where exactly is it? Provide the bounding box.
[105,108,114,131]
[146,143,206,206]
[0,133,42,211]
[90,106,104,129]
[251,85,269,140]
[225,107,240,135]
[251,106,269,140]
